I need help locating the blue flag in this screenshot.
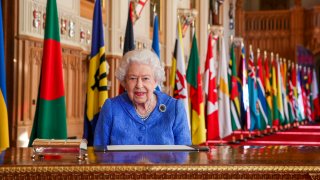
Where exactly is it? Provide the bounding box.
[152,14,161,91]
[256,54,268,130]
[152,14,160,57]
[83,0,109,146]
[248,48,260,131]
[0,0,9,150]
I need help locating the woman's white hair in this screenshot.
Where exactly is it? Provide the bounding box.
[115,49,165,86]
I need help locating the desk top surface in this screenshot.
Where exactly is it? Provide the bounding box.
[1,145,320,166]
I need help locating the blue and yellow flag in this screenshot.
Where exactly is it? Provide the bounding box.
[83,0,109,146]
[0,0,9,150]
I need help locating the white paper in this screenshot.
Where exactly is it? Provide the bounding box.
[106,145,195,151]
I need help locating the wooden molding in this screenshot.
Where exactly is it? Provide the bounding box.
[80,0,106,24]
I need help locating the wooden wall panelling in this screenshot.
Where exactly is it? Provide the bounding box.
[62,47,84,139]
[81,52,89,122]
[235,0,244,37]
[15,36,88,146]
[106,55,121,98]
[80,0,106,25]
[305,6,320,54]
[15,38,43,147]
[237,3,320,63]
[290,5,304,62]
[243,10,292,61]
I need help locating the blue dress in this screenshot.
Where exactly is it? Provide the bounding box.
[94,91,191,146]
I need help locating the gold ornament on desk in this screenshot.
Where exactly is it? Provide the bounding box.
[31,138,88,161]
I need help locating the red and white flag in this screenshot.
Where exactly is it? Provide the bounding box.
[132,0,148,23]
[172,19,190,128]
[312,69,320,120]
[204,34,219,140]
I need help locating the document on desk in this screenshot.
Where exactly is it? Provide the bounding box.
[104,145,199,152]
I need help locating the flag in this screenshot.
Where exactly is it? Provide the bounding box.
[306,68,313,121]
[301,67,308,120]
[204,34,219,140]
[83,0,109,146]
[217,38,232,138]
[228,43,241,131]
[132,0,148,23]
[264,53,273,126]
[119,1,135,94]
[172,19,190,128]
[248,46,259,130]
[186,33,206,145]
[28,0,67,146]
[271,58,279,126]
[311,69,320,119]
[291,62,299,121]
[276,59,285,125]
[152,13,161,91]
[256,51,268,130]
[287,62,296,123]
[0,0,9,150]
[280,60,289,125]
[296,64,305,121]
[135,0,148,16]
[170,41,177,91]
[123,2,135,55]
[0,151,5,164]
[238,43,250,130]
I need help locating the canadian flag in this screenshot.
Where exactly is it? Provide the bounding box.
[204,34,219,140]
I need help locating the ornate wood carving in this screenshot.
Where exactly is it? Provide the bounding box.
[237,4,320,62]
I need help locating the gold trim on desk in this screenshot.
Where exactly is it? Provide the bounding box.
[0,165,319,179]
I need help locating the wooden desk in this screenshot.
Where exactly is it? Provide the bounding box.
[0,146,319,179]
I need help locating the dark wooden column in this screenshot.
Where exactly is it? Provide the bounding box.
[2,0,18,147]
[235,0,244,37]
[290,0,304,62]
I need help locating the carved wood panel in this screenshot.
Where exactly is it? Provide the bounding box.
[243,10,293,60]
[14,36,88,146]
[237,3,320,63]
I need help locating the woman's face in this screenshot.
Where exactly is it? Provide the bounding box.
[125,62,157,105]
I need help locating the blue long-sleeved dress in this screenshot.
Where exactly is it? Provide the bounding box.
[94,91,191,146]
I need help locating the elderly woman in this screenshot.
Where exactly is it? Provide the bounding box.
[94,49,191,146]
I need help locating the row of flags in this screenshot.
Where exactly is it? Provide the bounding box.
[171,26,320,145]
